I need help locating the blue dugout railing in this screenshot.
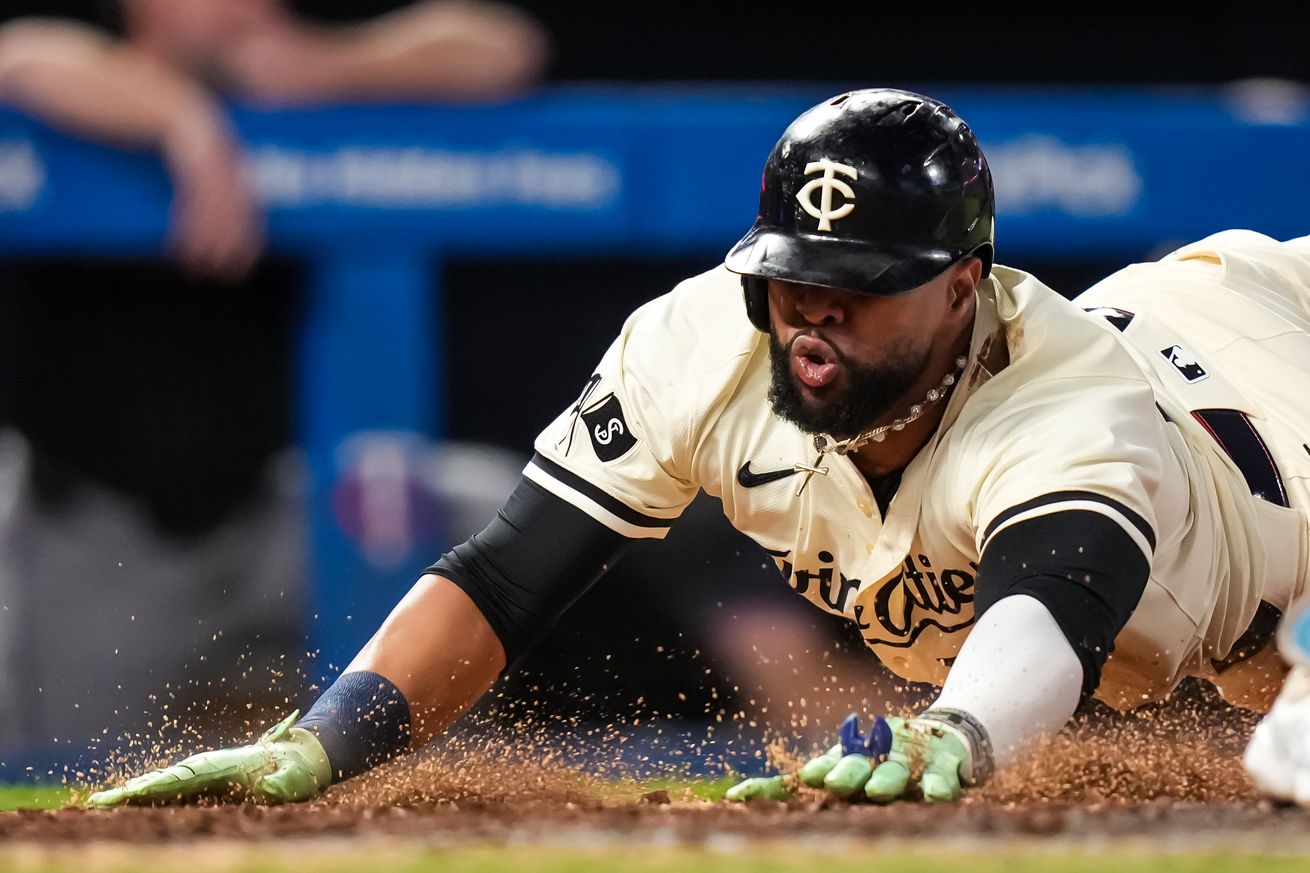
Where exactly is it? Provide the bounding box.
[0,84,1308,675]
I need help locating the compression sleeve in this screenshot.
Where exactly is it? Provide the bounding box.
[974,507,1153,701]
[929,594,1083,768]
[427,475,633,664]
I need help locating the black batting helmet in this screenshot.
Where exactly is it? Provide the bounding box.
[725,88,995,333]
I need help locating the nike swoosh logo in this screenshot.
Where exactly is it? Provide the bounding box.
[737,461,801,488]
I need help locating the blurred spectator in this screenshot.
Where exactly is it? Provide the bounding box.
[0,0,548,760]
[0,0,549,277]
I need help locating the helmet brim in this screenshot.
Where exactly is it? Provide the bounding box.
[724,225,957,297]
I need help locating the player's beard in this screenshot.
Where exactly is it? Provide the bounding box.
[766,331,932,440]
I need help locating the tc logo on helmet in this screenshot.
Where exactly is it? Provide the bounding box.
[796,158,858,231]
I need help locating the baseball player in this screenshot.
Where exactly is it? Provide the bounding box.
[88,89,1310,808]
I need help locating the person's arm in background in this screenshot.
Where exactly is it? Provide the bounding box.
[0,19,261,276]
[223,0,550,105]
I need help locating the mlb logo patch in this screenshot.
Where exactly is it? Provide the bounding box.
[1160,344,1208,383]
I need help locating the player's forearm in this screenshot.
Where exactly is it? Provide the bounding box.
[0,20,231,157]
[929,594,1083,768]
[301,470,628,781]
[344,573,506,746]
[301,3,548,102]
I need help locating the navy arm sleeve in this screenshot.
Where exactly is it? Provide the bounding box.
[426,475,633,665]
[974,506,1152,703]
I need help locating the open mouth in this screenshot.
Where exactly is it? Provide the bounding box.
[790,334,841,389]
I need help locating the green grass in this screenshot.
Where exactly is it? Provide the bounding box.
[0,845,1305,873]
[0,784,72,811]
[628,774,737,801]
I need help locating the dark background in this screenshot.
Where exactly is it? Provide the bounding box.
[5,1,1308,84]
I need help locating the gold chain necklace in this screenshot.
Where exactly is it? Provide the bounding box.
[792,354,969,496]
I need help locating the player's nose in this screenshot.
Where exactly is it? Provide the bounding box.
[791,284,846,326]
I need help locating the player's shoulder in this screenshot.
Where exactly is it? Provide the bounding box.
[621,264,762,380]
[955,265,1160,440]
[629,264,757,342]
[990,263,1146,377]
[937,269,1174,536]
[990,262,1087,324]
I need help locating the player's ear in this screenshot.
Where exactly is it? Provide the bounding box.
[947,257,983,311]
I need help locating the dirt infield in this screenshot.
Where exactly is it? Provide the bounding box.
[1,797,1307,848]
[3,680,1302,850]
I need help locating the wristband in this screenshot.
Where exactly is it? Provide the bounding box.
[295,671,412,782]
[919,706,995,785]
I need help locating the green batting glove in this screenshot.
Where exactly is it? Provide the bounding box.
[86,711,332,808]
[723,774,793,802]
[807,711,991,803]
[724,744,849,801]
[727,710,992,806]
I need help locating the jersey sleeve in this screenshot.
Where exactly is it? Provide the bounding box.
[970,376,1164,562]
[428,475,633,664]
[527,283,714,540]
[965,376,1169,697]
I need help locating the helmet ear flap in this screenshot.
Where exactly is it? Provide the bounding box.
[742,276,771,333]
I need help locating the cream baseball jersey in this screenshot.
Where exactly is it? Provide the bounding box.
[1074,230,1310,703]
[526,232,1310,711]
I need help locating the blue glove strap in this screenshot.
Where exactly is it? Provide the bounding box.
[838,713,894,758]
[296,671,412,783]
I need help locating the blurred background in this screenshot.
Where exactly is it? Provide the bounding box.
[0,0,1306,778]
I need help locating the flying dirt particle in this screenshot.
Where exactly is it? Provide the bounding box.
[975,681,1262,804]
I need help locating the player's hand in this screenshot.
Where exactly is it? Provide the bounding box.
[85,712,331,808]
[725,713,977,804]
